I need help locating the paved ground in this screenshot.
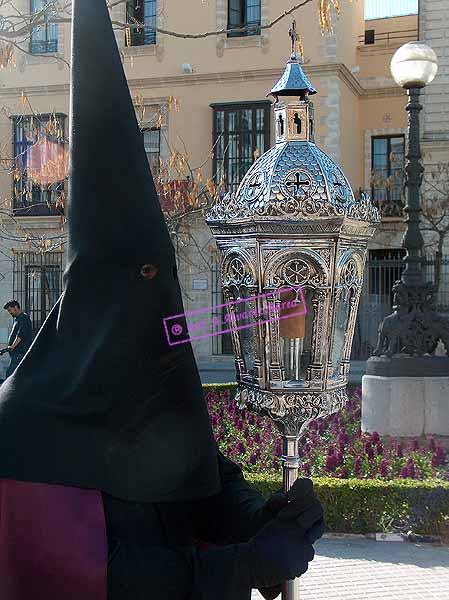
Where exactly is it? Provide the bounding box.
[252,537,449,600]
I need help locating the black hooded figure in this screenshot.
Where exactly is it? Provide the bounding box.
[0,1,324,599]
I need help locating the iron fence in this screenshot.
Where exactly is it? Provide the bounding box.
[13,251,64,335]
[351,251,449,360]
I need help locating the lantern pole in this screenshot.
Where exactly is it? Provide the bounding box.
[281,434,302,600]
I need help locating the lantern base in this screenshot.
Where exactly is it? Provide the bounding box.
[236,384,348,435]
[362,374,449,438]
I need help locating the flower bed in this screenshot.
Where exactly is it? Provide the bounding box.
[204,383,449,480]
[204,383,449,536]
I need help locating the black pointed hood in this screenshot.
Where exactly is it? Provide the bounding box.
[0,0,221,502]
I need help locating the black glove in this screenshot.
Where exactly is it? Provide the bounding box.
[256,480,325,597]
[247,500,323,589]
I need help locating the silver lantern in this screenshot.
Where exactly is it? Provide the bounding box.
[206,24,379,600]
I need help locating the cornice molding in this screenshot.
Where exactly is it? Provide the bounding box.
[0,64,404,100]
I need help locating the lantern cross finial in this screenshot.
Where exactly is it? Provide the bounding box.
[289,20,299,61]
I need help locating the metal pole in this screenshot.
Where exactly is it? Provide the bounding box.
[281,435,301,600]
[402,86,424,287]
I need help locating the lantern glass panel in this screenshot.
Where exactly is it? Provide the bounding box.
[278,288,314,383]
[331,288,352,376]
[231,288,259,379]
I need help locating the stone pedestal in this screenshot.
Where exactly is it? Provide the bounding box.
[362,374,449,438]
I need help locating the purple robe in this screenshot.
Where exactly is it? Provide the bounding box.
[0,479,107,600]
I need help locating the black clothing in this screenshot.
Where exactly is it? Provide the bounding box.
[104,453,269,600]
[8,313,32,355]
[0,0,220,503]
[5,354,25,379]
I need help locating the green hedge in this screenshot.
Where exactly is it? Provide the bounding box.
[245,473,449,536]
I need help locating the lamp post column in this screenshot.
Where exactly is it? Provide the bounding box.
[402,87,424,288]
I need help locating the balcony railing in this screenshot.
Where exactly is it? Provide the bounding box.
[358,28,418,50]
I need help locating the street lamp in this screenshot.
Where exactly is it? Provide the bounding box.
[207,22,379,600]
[390,41,438,89]
[363,42,449,440]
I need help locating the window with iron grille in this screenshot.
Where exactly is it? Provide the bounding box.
[126,0,157,46]
[228,0,261,37]
[371,135,405,212]
[30,0,58,54]
[142,127,161,175]
[211,255,233,356]
[212,102,271,194]
[13,252,64,335]
[12,114,66,217]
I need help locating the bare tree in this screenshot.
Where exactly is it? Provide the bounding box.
[421,161,449,292]
[0,0,344,68]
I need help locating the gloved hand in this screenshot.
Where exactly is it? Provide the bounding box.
[254,479,325,600]
[259,478,318,525]
[247,496,324,589]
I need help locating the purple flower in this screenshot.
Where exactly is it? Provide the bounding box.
[254,432,261,444]
[336,450,344,466]
[302,462,311,477]
[371,432,380,444]
[399,466,408,478]
[407,458,415,479]
[325,454,337,472]
[410,440,419,451]
[431,452,441,468]
[339,467,349,479]
[249,454,257,465]
[237,440,245,453]
[338,432,349,446]
[428,438,436,451]
[354,456,362,477]
[396,443,403,458]
[380,458,389,477]
[375,442,384,456]
[364,442,374,459]
[436,446,446,459]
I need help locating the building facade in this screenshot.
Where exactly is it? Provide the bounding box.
[1,0,443,382]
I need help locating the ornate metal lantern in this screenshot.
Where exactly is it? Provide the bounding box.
[206,26,379,599]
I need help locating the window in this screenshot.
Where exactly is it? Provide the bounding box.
[371,135,405,214]
[12,114,67,216]
[212,102,271,193]
[211,255,233,355]
[13,252,64,335]
[142,128,161,175]
[364,30,375,45]
[126,0,157,46]
[30,0,58,54]
[365,0,418,20]
[228,0,261,37]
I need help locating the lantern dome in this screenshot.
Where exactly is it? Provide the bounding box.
[208,23,378,228]
[207,140,379,225]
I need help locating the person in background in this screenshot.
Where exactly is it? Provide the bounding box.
[1,301,33,378]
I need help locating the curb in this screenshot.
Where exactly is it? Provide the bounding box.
[322,532,443,544]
